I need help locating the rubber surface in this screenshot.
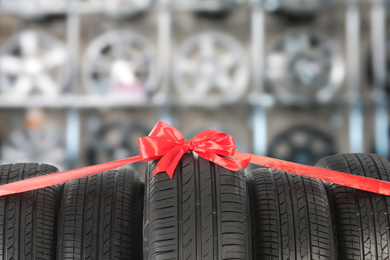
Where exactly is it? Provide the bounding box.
[247,167,337,259]
[57,168,144,259]
[143,152,251,260]
[0,163,61,260]
[316,153,390,260]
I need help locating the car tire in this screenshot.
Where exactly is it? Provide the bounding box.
[247,167,337,259]
[143,152,251,260]
[0,163,61,259]
[316,153,390,259]
[57,168,144,259]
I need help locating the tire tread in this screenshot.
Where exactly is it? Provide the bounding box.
[144,152,250,260]
[247,167,336,259]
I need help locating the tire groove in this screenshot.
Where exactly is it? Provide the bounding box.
[269,168,282,260]
[194,154,201,260]
[95,172,103,259]
[211,162,218,260]
[300,175,312,259]
[81,177,88,259]
[285,172,296,259]
[369,153,390,259]
[18,164,25,260]
[355,154,378,258]
[3,168,9,259]
[342,154,365,259]
[32,166,37,260]
[177,159,183,260]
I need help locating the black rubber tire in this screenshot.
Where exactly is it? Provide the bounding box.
[246,167,337,259]
[57,168,144,259]
[143,152,251,260]
[316,153,390,260]
[0,163,61,260]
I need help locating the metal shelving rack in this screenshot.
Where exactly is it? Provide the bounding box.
[371,0,389,158]
[250,0,268,156]
[0,0,388,167]
[346,0,364,153]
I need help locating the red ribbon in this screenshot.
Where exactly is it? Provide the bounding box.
[1,121,390,197]
[138,122,250,179]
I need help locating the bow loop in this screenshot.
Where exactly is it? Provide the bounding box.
[193,130,236,156]
[138,122,250,179]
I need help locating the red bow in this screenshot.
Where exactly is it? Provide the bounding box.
[138,122,250,179]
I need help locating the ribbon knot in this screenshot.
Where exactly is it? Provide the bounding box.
[183,140,195,152]
[138,122,251,179]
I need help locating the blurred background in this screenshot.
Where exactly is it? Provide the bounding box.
[0,0,386,174]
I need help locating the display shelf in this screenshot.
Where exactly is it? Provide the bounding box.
[0,0,250,15]
[0,94,262,109]
[0,95,149,108]
[0,0,386,167]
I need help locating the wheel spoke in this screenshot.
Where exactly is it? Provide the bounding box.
[129,54,148,73]
[114,40,128,60]
[304,129,316,147]
[20,31,39,57]
[177,58,197,73]
[0,55,22,75]
[36,74,59,95]
[215,72,231,92]
[219,53,236,69]
[200,37,215,58]
[297,33,311,50]
[13,75,33,95]
[95,56,114,72]
[43,47,67,69]
[285,136,297,152]
[194,77,211,94]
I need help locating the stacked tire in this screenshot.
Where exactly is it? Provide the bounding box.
[0,163,61,259]
[57,168,144,259]
[246,168,337,259]
[0,164,144,260]
[143,153,251,259]
[1,152,390,259]
[316,153,390,259]
[245,153,390,259]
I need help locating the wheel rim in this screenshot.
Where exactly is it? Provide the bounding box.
[265,29,344,105]
[0,30,72,96]
[1,128,66,169]
[173,32,248,103]
[87,122,149,165]
[268,125,337,166]
[83,30,159,96]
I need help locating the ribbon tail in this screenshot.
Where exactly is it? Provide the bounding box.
[235,152,390,196]
[198,151,250,172]
[0,155,142,197]
[152,146,186,179]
